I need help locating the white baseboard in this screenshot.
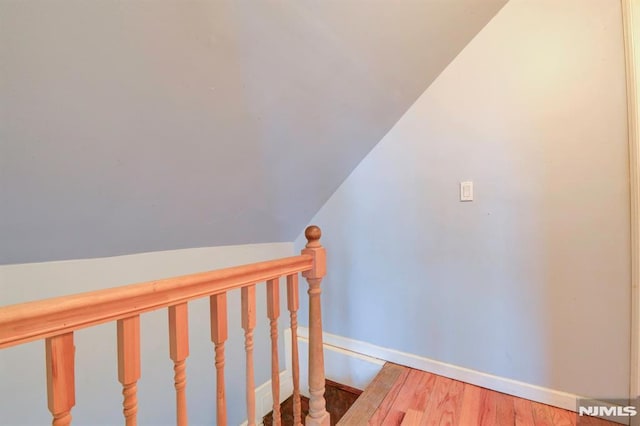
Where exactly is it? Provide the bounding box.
[243,328,623,425]
[239,369,293,426]
[291,328,384,396]
[296,327,585,413]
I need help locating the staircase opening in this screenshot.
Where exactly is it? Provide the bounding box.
[264,380,362,426]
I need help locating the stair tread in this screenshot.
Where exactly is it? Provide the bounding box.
[337,363,409,425]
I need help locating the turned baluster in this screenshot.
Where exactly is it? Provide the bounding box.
[287,274,302,426]
[169,303,189,426]
[117,316,141,426]
[46,332,75,426]
[242,285,257,426]
[210,293,228,426]
[267,278,282,425]
[302,226,330,426]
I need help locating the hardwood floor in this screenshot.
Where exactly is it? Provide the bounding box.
[338,363,621,426]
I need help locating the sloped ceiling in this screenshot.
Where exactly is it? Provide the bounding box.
[0,0,507,264]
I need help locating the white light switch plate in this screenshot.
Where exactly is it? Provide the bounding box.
[460,181,473,201]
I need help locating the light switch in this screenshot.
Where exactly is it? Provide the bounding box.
[460,181,473,201]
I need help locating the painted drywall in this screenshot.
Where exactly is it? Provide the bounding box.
[0,243,293,425]
[0,0,507,264]
[296,0,630,399]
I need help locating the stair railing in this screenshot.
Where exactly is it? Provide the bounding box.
[0,225,330,426]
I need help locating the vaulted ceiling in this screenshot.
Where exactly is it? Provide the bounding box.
[0,0,507,264]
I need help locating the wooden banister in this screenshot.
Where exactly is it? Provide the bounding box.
[1,226,329,426]
[168,303,189,426]
[210,293,228,426]
[117,315,141,426]
[287,273,303,426]
[0,255,312,349]
[267,278,282,425]
[242,285,257,426]
[302,226,330,426]
[46,332,75,426]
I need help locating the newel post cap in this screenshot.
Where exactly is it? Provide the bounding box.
[302,225,325,279]
[305,225,322,248]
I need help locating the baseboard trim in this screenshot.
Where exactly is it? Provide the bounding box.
[241,328,625,424]
[297,327,584,413]
[239,369,293,426]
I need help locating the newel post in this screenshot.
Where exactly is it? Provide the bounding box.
[302,226,330,426]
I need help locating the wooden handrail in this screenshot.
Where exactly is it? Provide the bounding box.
[1,226,329,426]
[0,254,312,349]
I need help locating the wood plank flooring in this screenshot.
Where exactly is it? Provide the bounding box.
[338,363,620,426]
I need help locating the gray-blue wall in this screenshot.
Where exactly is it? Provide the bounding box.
[296,0,630,401]
[0,0,506,264]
